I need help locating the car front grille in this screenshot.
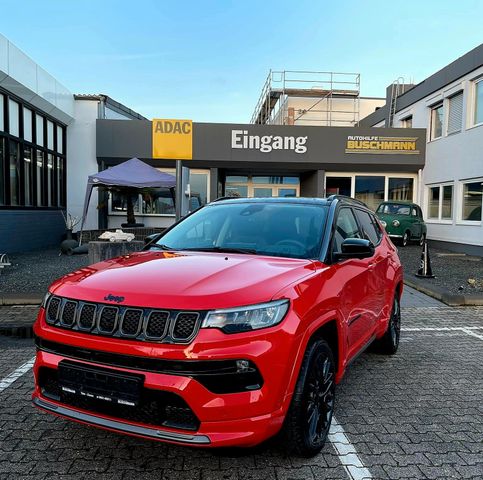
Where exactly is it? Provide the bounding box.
[45,296,203,344]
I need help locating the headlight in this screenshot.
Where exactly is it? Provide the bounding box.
[202,299,289,334]
[380,220,387,228]
[41,291,52,309]
[392,220,400,227]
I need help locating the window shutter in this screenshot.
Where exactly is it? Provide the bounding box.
[447,92,463,134]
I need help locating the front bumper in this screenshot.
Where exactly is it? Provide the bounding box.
[32,309,299,447]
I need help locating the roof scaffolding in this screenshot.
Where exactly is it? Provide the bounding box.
[251,70,361,126]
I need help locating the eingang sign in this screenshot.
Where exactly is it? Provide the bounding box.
[231,129,308,154]
[152,119,192,159]
[345,135,420,155]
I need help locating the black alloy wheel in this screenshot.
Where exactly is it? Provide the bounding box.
[282,340,335,457]
[374,294,401,355]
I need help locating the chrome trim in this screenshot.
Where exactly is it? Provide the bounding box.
[388,234,403,238]
[97,305,119,334]
[33,397,210,445]
[170,312,200,343]
[120,308,144,337]
[144,310,170,340]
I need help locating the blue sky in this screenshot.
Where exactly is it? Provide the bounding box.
[2,0,483,122]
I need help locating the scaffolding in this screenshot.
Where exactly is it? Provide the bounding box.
[251,70,361,126]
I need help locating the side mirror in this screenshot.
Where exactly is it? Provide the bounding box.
[336,238,374,260]
[144,233,161,246]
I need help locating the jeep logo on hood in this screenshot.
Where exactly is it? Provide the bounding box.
[104,294,125,303]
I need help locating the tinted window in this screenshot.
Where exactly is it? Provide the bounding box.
[377,203,411,215]
[355,209,381,245]
[156,202,328,259]
[332,208,361,255]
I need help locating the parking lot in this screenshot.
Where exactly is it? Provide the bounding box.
[0,287,482,480]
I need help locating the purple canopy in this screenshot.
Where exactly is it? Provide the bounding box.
[79,158,176,242]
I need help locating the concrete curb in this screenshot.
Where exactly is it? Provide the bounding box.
[404,278,483,306]
[0,294,42,306]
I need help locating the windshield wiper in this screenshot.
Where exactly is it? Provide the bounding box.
[149,244,176,251]
[186,246,258,255]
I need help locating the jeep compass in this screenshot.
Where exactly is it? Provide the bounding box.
[33,196,403,457]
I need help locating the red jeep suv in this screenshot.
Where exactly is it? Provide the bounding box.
[33,196,402,456]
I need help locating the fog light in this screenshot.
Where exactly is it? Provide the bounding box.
[236,360,250,372]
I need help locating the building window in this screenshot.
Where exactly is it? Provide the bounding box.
[474,78,483,126]
[401,116,412,128]
[47,121,54,150]
[447,91,463,135]
[9,99,20,137]
[9,141,20,205]
[428,186,440,219]
[36,150,44,206]
[36,114,44,146]
[355,175,384,211]
[57,126,64,154]
[24,108,32,142]
[24,146,34,206]
[388,178,413,201]
[462,180,483,221]
[0,94,4,132]
[430,103,443,140]
[47,153,55,206]
[225,175,300,199]
[428,184,453,220]
[0,138,4,205]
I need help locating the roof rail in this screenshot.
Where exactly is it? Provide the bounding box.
[326,195,367,207]
[210,196,245,203]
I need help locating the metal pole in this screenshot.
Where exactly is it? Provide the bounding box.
[175,160,182,221]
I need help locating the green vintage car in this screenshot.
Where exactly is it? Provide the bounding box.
[375,201,427,247]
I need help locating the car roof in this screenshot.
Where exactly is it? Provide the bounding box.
[210,195,366,208]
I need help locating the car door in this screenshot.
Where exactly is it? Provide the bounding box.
[410,206,422,239]
[330,207,378,360]
[353,208,387,322]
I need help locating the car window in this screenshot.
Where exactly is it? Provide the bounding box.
[411,207,418,217]
[331,208,361,255]
[156,202,328,259]
[354,209,381,245]
[377,203,410,215]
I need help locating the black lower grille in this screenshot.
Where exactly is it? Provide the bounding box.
[38,367,200,431]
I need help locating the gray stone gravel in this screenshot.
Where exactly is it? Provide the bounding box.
[0,248,89,295]
[397,244,483,296]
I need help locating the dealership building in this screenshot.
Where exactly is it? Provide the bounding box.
[0,32,481,254]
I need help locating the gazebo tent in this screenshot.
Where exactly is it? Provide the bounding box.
[79,157,176,241]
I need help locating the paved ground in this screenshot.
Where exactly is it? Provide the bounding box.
[0,289,482,479]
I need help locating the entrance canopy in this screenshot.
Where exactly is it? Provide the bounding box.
[79,157,176,240]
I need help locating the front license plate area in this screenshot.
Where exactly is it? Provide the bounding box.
[58,360,143,407]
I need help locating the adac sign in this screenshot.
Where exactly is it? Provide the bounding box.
[152,119,192,159]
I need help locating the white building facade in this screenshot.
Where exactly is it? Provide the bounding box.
[360,44,483,255]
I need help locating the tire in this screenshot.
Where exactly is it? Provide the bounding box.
[282,339,336,457]
[419,233,426,246]
[401,230,410,247]
[374,294,401,355]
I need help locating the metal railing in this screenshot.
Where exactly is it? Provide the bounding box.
[251,70,361,126]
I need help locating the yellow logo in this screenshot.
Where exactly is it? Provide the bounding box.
[152,119,192,159]
[345,135,419,154]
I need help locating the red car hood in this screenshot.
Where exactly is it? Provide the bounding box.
[50,251,318,310]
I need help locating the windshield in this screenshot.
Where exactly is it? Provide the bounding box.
[377,203,411,215]
[153,202,328,259]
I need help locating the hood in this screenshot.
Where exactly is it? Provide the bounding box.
[50,251,318,310]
